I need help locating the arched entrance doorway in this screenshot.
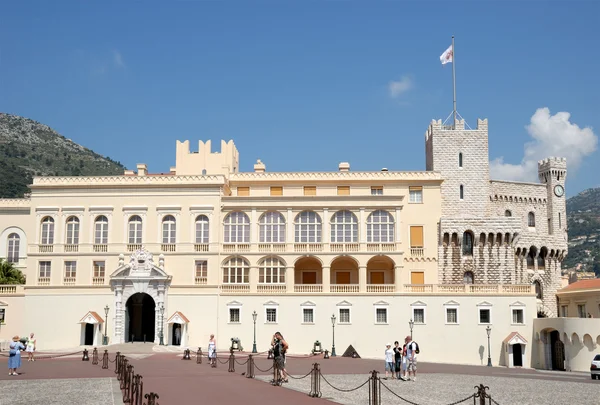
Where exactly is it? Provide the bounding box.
[550,330,565,371]
[126,293,156,342]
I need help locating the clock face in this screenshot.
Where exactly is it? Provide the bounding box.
[554,185,564,197]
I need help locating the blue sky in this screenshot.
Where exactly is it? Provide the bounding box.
[1,1,599,197]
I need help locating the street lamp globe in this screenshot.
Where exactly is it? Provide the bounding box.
[331,314,336,326]
[104,305,109,317]
[252,310,257,322]
[486,325,491,337]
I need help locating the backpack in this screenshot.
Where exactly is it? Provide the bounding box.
[412,341,420,355]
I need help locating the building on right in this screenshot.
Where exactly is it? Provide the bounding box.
[426,119,568,318]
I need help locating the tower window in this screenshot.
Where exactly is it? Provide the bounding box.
[459,185,464,200]
[528,212,535,227]
[505,210,512,217]
[458,153,463,168]
[559,213,561,229]
[462,231,473,256]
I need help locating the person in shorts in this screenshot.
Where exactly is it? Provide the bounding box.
[384,343,394,379]
[393,341,402,379]
[405,335,418,381]
[271,332,289,383]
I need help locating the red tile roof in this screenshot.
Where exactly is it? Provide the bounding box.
[79,311,104,323]
[167,311,190,323]
[503,331,528,344]
[558,278,600,292]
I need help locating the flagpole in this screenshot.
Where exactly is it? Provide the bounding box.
[452,35,457,129]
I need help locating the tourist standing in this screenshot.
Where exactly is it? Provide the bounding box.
[26,333,36,362]
[8,335,24,376]
[271,332,289,383]
[384,343,394,379]
[393,341,402,379]
[405,335,418,381]
[208,334,216,366]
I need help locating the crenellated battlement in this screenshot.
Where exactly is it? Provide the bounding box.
[425,118,488,141]
[538,157,567,171]
[175,139,240,176]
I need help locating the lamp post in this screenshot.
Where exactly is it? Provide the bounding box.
[103,305,109,345]
[252,310,258,353]
[486,325,492,367]
[331,314,337,357]
[159,303,165,346]
[409,318,414,339]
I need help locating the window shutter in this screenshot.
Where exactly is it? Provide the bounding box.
[237,187,250,196]
[410,226,424,247]
[304,186,316,196]
[270,186,283,196]
[337,186,350,196]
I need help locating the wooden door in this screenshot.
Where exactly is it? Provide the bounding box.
[411,272,425,285]
[336,272,351,284]
[370,272,385,284]
[302,271,317,284]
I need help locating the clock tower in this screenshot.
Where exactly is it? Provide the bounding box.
[538,157,567,236]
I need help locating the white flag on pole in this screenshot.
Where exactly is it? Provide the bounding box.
[440,45,453,65]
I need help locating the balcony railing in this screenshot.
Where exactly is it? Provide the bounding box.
[127,244,142,252]
[0,285,17,295]
[64,244,79,253]
[92,277,105,285]
[294,243,323,253]
[38,277,50,286]
[220,284,250,293]
[222,244,250,253]
[410,247,424,257]
[63,277,76,286]
[161,244,176,252]
[330,284,359,293]
[194,244,209,252]
[403,284,535,294]
[367,284,395,293]
[294,284,323,293]
[258,243,286,253]
[38,245,53,253]
[257,284,287,294]
[195,277,207,285]
[93,244,108,253]
[366,243,397,252]
[330,243,360,253]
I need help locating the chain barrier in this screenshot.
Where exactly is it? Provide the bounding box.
[287,369,312,380]
[246,355,255,379]
[253,361,274,373]
[0,350,83,359]
[474,384,498,405]
[319,370,370,393]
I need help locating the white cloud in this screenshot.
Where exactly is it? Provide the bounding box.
[490,107,597,182]
[388,76,413,98]
[113,50,125,68]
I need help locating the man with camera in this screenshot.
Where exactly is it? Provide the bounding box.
[271,332,289,383]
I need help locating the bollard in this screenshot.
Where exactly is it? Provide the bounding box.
[197,347,203,363]
[82,349,89,361]
[271,356,280,386]
[309,363,321,398]
[267,349,273,360]
[130,374,143,405]
[211,352,217,368]
[228,353,235,372]
[92,347,99,365]
[474,384,490,405]
[246,355,255,379]
[102,349,109,369]
[123,364,134,403]
[182,349,191,360]
[323,349,329,359]
[144,392,159,405]
[115,351,121,374]
[120,358,129,388]
[368,370,380,405]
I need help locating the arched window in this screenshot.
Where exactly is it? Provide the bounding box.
[40,217,55,245]
[7,233,20,263]
[259,212,286,243]
[460,185,464,200]
[195,215,210,244]
[259,257,286,284]
[463,271,474,284]
[294,211,322,243]
[538,247,547,269]
[222,257,249,284]
[462,231,473,256]
[527,247,536,269]
[459,153,463,168]
[505,210,512,217]
[331,210,358,243]
[128,215,143,244]
[162,215,176,244]
[366,210,394,243]
[533,280,543,299]
[223,212,250,243]
[528,212,535,227]
[65,216,80,245]
[94,216,109,245]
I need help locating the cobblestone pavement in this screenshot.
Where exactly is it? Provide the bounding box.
[0,377,122,405]
[257,372,597,405]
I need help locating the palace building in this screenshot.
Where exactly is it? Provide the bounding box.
[0,118,569,368]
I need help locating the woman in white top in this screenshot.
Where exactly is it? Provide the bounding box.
[26,333,36,362]
[207,334,216,367]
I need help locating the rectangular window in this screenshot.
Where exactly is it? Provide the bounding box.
[303,308,314,324]
[409,186,423,203]
[195,260,208,278]
[237,187,250,196]
[266,308,277,323]
[371,186,383,196]
[375,308,388,324]
[303,186,316,196]
[410,271,425,285]
[410,226,424,248]
[39,261,51,278]
[229,308,240,323]
[413,308,425,324]
[0,308,4,323]
[559,213,562,229]
[512,309,524,324]
[337,186,350,196]
[339,308,351,323]
[270,186,283,196]
[577,304,586,318]
[446,308,458,324]
[64,261,77,278]
[479,308,491,324]
[560,305,568,317]
[93,261,105,278]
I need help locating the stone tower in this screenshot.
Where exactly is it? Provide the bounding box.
[425,118,490,216]
[538,157,567,237]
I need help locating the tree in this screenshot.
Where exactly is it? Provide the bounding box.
[0,259,26,284]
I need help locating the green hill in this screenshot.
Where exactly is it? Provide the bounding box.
[0,113,126,198]
[565,188,600,276]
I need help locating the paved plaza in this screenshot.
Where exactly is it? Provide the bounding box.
[0,347,597,405]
